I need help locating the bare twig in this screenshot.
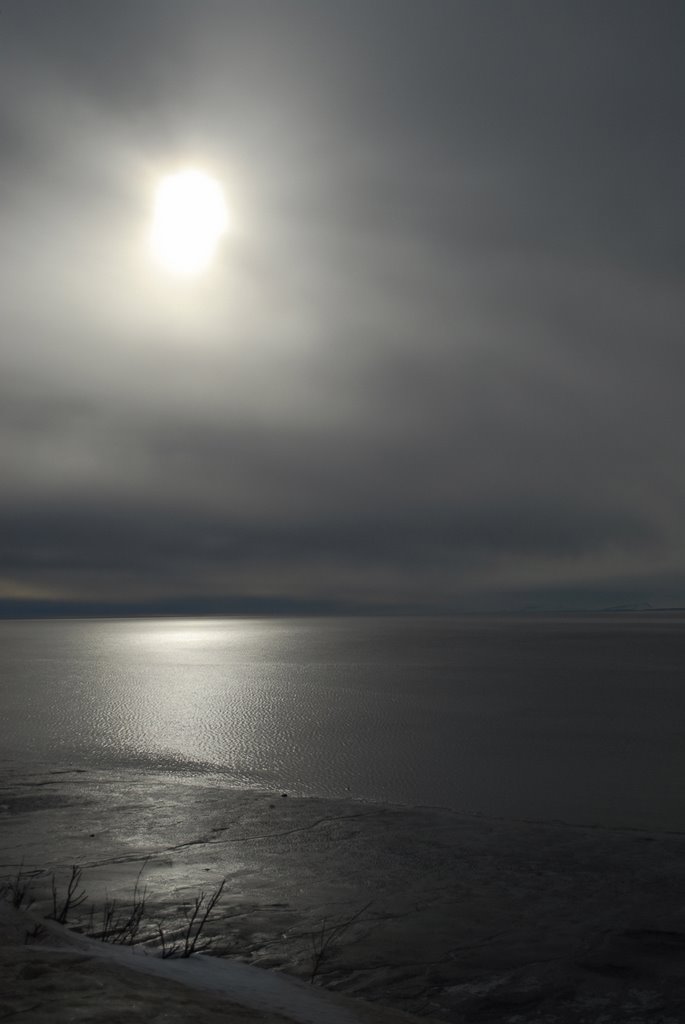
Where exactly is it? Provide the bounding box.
[0,860,34,910]
[158,922,180,959]
[307,901,373,983]
[88,860,150,944]
[182,878,226,956]
[24,923,47,945]
[48,865,86,925]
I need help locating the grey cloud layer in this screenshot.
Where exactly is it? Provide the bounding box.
[1,1,683,611]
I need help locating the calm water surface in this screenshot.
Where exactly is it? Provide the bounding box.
[2,614,685,829]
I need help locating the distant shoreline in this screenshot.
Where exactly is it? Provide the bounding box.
[2,604,685,621]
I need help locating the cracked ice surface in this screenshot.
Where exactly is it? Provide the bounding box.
[4,762,685,1022]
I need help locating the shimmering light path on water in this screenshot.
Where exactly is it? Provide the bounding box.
[2,615,685,829]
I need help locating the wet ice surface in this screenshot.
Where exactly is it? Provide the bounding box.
[4,763,685,1021]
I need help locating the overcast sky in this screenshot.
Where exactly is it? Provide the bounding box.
[1,1,683,615]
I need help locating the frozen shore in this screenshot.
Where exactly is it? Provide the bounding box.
[3,763,685,1021]
[0,902,422,1024]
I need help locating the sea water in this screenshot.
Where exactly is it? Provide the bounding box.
[2,614,685,829]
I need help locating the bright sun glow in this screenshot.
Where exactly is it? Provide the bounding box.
[150,169,229,276]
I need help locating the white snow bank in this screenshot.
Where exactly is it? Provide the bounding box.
[3,903,361,1024]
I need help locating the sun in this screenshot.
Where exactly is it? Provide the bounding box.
[150,169,229,276]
